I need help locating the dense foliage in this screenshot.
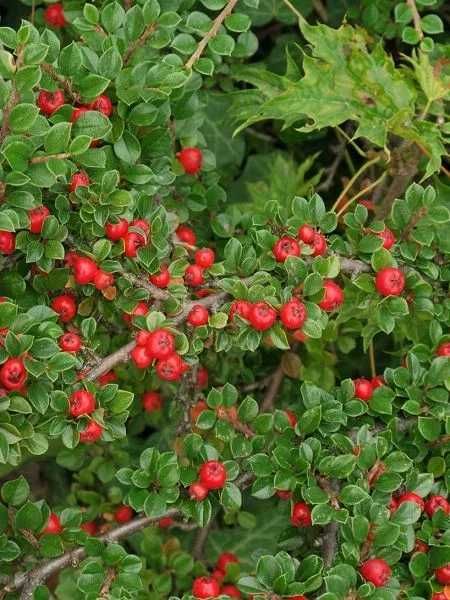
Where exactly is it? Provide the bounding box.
[0,0,449,598]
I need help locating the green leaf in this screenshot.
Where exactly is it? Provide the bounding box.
[44,123,71,154]
[209,34,235,56]
[1,476,30,506]
[9,103,39,133]
[73,111,111,139]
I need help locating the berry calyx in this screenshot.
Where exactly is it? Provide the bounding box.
[377,227,396,250]
[436,343,450,357]
[29,206,50,234]
[229,300,252,321]
[272,236,301,262]
[43,513,63,535]
[88,95,113,117]
[59,332,82,353]
[319,280,344,311]
[216,552,239,572]
[198,460,227,490]
[51,294,77,322]
[248,302,277,331]
[69,171,90,192]
[0,357,27,391]
[0,231,15,255]
[192,576,220,599]
[298,224,315,244]
[195,248,215,268]
[147,329,175,360]
[149,266,171,288]
[396,492,424,511]
[43,3,66,27]
[311,232,327,257]
[189,482,209,501]
[131,345,153,369]
[177,147,203,175]
[72,256,98,285]
[424,495,450,517]
[359,558,391,587]
[69,390,96,418]
[114,505,134,523]
[105,218,129,241]
[436,565,450,585]
[187,305,209,327]
[156,353,188,381]
[37,90,65,115]
[375,267,405,297]
[290,502,312,527]
[142,391,162,413]
[176,224,197,246]
[79,421,103,443]
[354,378,374,401]
[185,264,205,287]
[280,298,307,330]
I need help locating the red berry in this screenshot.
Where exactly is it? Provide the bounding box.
[88,95,113,117]
[280,298,307,330]
[375,267,405,297]
[136,330,152,346]
[149,266,171,288]
[196,366,209,389]
[319,280,344,312]
[123,301,150,324]
[142,391,162,412]
[276,490,292,500]
[98,371,117,385]
[229,300,252,322]
[221,584,241,598]
[414,539,429,553]
[432,593,447,600]
[189,482,209,501]
[81,521,98,536]
[298,225,315,244]
[69,171,90,192]
[94,269,114,290]
[131,345,153,369]
[388,497,398,512]
[198,460,227,490]
[0,357,27,391]
[59,332,82,352]
[105,218,128,241]
[114,505,134,523]
[397,492,424,511]
[354,378,374,401]
[51,294,77,322]
[176,224,197,246]
[187,305,209,327]
[29,206,50,235]
[195,248,215,268]
[290,502,312,527]
[436,343,450,357]
[359,558,391,587]
[248,302,277,331]
[69,390,96,418]
[147,329,175,360]
[192,576,220,599]
[311,232,327,257]
[216,552,239,572]
[70,106,90,123]
[130,219,150,235]
[37,90,65,116]
[44,513,63,535]
[79,421,103,443]
[123,231,146,258]
[177,147,203,175]
[285,410,297,428]
[425,495,450,518]
[156,353,188,381]
[272,236,300,262]
[289,596,308,600]
[0,231,15,255]
[158,517,173,528]
[359,199,375,211]
[72,256,98,285]
[377,228,396,250]
[43,3,66,27]
[371,375,385,389]
[185,264,205,287]
[436,566,450,585]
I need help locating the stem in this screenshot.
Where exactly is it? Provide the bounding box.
[406,0,423,40]
[335,171,387,217]
[30,152,72,164]
[261,363,284,411]
[41,63,79,102]
[369,342,376,379]
[185,0,240,70]
[336,126,367,158]
[123,23,157,66]
[332,156,382,212]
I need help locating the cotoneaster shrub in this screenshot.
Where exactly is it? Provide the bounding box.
[0,0,449,599]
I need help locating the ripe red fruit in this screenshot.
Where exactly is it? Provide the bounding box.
[176,224,197,246]
[0,231,15,255]
[94,269,114,290]
[248,302,277,331]
[319,280,344,311]
[192,576,220,599]
[185,264,205,287]
[156,353,188,381]
[414,539,429,553]
[79,421,103,443]
[195,248,215,268]
[229,300,252,321]
[70,106,90,123]
[217,552,239,572]
[0,357,27,391]
[198,460,227,490]
[221,584,241,598]
[436,566,450,585]
[131,345,153,369]
[280,298,307,330]
[432,593,447,600]
[59,332,82,353]
[377,228,396,250]
[123,301,150,324]
[43,3,66,27]
[189,482,209,501]
[311,232,327,257]
[147,329,175,360]
[425,495,450,518]
[354,378,374,401]
[72,256,98,285]
[142,391,162,412]
[371,375,385,389]
[98,371,117,385]
[88,95,113,117]
[37,90,65,116]
[290,502,312,527]
[436,343,450,357]
[375,267,405,297]
[114,505,134,523]
[187,305,209,327]
[359,558,391,587]
[136,330,152,346]
[196,366,209,389]
[272,236,301,262]
[276,490,292,500]
[81,521,98,536]
[149,266,171,288]
[123,231,146,258]
[69,171,90,192]
[285,410,297,428]
[130,218,150,234]
[298,225,315,244]
[177,147,203,175]
[44,513,63,535]
[105,218,128,241]
[51,294,77,322]
[397,492,424,511]
[69,390,96,418]
[289,596,308,600]
[29,206,50,235]
[211,568,225,583]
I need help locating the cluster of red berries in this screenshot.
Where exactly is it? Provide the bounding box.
[184,247,216,288]
[65,252,114,291]
[131,327,189,381]
[353,375,384,401]
[389,491,450,517]
[0,206,51,256]
[68,389,103,443]
[105,218,150,258]
[177,147,203,175]
[43,503,136,538]
[192,552,240,598]
[272,225,328,263]
[189,460,227,502]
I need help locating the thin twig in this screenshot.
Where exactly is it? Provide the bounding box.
[406,0,423,39]
[0,89,20,144]
[99,568,116,599]
[368,342,376,379]
[41,63,79,102]
[261,364,284,411]
[320,479,340,567]
[331,156,382,212]
[123,23,157,66]
[335,171,387,217]
[30,152,72,164]
[192,518,214,560]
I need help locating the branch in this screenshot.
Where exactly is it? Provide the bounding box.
[123,24,157,66]
[192,518,214,560]
[0,88,20,144]
[406,0,423,39]
[185,0,239,70]
[99,568,116,599]
[319,479,340,567]
[261,363,284,411]
[41,63,79,102]
[121,272,170,302]
[30,152,72,164]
